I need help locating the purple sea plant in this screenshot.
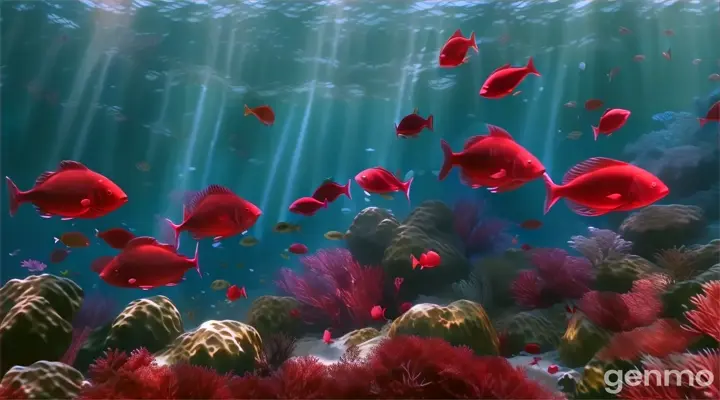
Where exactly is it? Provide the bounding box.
[452,199,511,258]
[61,292,117,367]
[20,259,46,273]
[568,227,632,267]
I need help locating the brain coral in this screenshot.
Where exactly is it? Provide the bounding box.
[245,295,302,339]
[0,274,83,323]
[105,295,184,354]
[154,319,263,375]
[345,206,399,266]
[0,360,84,399]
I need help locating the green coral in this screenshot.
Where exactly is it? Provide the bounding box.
[662,264,720,322]
[476,249,532,309]
[245,296,302,339]
[594,255,659,293]
[494,305,566,355]
[557,314,612,368]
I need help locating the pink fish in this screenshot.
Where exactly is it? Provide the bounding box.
[370,305,386,320]
[322,329,333,345]
[410,250,441,270]
[592,108,631,140]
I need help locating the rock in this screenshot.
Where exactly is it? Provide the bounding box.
[0,274,83,323]
[494,305,566,356]
[594,255,660,293]
[345,207,399,266]
[105,295,184,353]
[344,327,381,347]
[662,264,720,322]
[245,296,303,339]
[557,314,612,368]
[388,300,499,355]
[619,204,706,259]
[0,360,84,399]
[154,320,263,375]
[382,201,470,297]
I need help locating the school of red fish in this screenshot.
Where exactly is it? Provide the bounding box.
[7,26,719,346]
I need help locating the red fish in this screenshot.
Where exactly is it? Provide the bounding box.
[322,329,333,345]
[399,302,412,314]
[50,249,69,263]
[606,67,620,82]
[394,277,404,293]
[521,244,532,251]
[547,365,559,374]
[97,237,200,289]
[289,309,300,318]
[438,124,546,193]
[618,26,632,35]
[311,179,352,203]
[226,284,247,301]
[289,197,328,216]
[244,104,275,126]
[699,100,719,127]
[370,305,386,320]
[90,255,114,273]
[592,108,631,140]
[479,57,540,99]
[524,343,541,354]
[164,185,262,249]
[5,160,128,219]
[411,250,441,270]
[354,167,413,202]
[520,219,542,230]
[529,356,542,366]
[543,157,669,216]
[288,243,308,254]
[662,48,672,60]
[395,108,434,138]
[584,99,604,111]
[438,29,478,68]
[96,227,135,249]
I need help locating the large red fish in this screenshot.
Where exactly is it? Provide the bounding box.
[164,185,261,248]
[97,237,200,289]
[543,157,669,216]
[438,29,478,68]
[480,58,540,99]
[311,179,352,203]
[354,167,413,202]
[438,124,545,193]
[5,160,127,219]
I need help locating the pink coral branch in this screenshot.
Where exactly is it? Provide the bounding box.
[683,280,720,342]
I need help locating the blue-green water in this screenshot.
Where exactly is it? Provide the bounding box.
[1,0,719,321]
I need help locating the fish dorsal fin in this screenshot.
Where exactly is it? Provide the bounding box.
[374,166,396,177]
[35,171,56,187]
[562,157,628,185]
[58,160,89,171]
[493,64,511,73]
[185,184,234,214]
[487,124,514,140]
[412,107,419,115]
[463,135,487,149]
[450,29,463,39]
[601,108,612,117]
[125,236,160,249]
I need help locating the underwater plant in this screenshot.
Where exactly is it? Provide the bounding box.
[258,333,298,373]
[683,280,720,342]
[510,248,593,308]
[452,199,511,258]
[568,227,632,267]
[275,248,385,331]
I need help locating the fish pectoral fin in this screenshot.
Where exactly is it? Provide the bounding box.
[606,193,622,200]
[81,198,91,207]
[489,169,507,179]
[213,236,226,241]
[566,200,615,217]
[489,180,524,193]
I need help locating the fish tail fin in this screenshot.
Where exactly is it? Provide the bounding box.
[542,172,562,215]
[164,218,181,250]
[344,179,352,200]
[438,140,455,181]
[243,104,252,116]
[469,31,478,53]
[5,176,22,217]
[402,176,413,203]
[191,241,201,277]
[698,118,707,127]
[323,199,329,209]
[526,57,540,76]
[426,114,434,131]
[411,255,419,270]
[592,125,599,140]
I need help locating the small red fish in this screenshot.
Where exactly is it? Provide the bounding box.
[396,109,434,138]
[90,255,114,273]
[289,197,328,216]
[584,99,604,111]
[547,364,559,374]
[524,343,541,354]
[5,160,128,219]
[520,219,542,230]
[606,67,620,82]
[50,249,70,263]
[226,284,247,302]
[399,302,412,314]
[244,104,275,126]
[96,227,136,249]
[698,100,719,127]
[288,243,308,254]
[311,179,352,203]
[438,125,546,193]
[618,26,632,35]
[479,57,540,99]
[289,309,300,318]
[354,167,413,202]
[164,185,262,248]
[97,237,200,289]
[663,29,674,36]
[521,244,532,251]
[633,54,646,62]
[370,305,386,320]
[662,48,672,60]
[438,29,478,68]
[394,277,404,293]
[411,250,441,270]
[322,329,333,345]
[529,356,542,366]
[543,157,669,216]
[592,108,631,140]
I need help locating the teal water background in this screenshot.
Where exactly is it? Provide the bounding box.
[1,0,719,320]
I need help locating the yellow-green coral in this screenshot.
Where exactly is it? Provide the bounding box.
[388,300,499,355]
[245,295,302,339]
[343,327,381,347]
[494,305,566,355]
[557,313,612,368]
[105,295,184,353]
[595,255,660,293]
[0,274,83,323]
[0,360,84,399]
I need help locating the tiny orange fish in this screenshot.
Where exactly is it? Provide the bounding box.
[244,104,275,126]
[520,219,542,230]
[584,99,603,111]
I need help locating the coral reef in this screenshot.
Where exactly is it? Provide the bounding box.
[452,199,511,258]
[494,305,566,356]
[595,319,699,362]
[344,207,399,266]
[387,300,499,355]
[0,360,84,399]
[683,280,720,342]
[154,319,263,375]
[594,254,660,293]
[245,295,303,339]
[557,314,612,368]
[619,204,707,258]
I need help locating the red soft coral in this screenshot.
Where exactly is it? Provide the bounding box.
[596,319,700,361]
[683,280,720,342]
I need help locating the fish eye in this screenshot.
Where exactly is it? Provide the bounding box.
[244,207,249,212]
[651,182,657,188]
[361,175,367,180]
[526,159,532,165]
[106,189,113,196]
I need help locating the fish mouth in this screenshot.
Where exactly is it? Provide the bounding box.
[120,196,129,203]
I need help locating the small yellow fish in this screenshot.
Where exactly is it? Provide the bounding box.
[379,194,393,200]
[280,251,290,260]
[566,131,583,140]
[235,263,244,269]
[240,236,259,247]
[210,279,231,291]
[60,269,70,276]
[324,230,345,240]
[273,222,301,233]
